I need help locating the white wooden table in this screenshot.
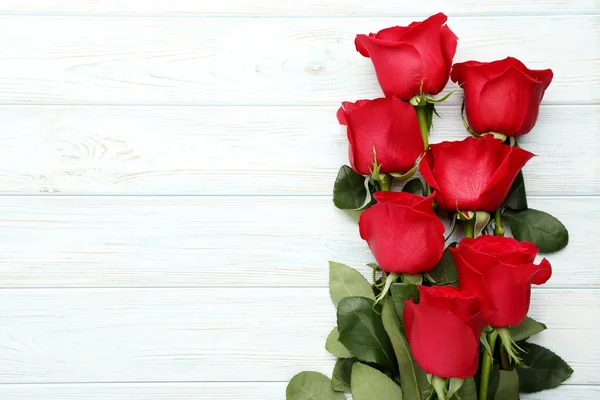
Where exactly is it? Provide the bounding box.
[0,1,597,398]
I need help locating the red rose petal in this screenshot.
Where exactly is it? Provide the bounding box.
[404,301,480,378]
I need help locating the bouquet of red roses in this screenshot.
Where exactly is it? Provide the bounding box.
[286,13,572,400]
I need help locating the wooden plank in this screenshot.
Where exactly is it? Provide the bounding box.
[0,382,595,399]
[0,16,596,105]
[0,0,595,16]
[0,287,595,384]
[0,196,595,288]
[0,105,596,195]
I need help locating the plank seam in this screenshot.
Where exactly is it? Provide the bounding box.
[0,194,595,198]
[0,12,598,18]
[0,101,595,107]
[0,286,593,290]
[0,103,596,108]
[0,381,594,386]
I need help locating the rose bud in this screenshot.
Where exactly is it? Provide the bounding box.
[337,97,424,176]
[355,13,458,100]
[359,191,445,277]
[404,286,486,379]
[450,236,552,328]
[451,57,553,137]
[420,135,534,212]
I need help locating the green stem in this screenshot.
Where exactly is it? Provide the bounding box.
[379,174,392,191]
[494,209,505,236]
[415,105,432,196]
[479,331,499,400]
[373,272,398,308]
[415,106,430,150]
[464,218,475,239]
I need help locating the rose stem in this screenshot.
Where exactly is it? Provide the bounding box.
[494,209,505,236]
[379,174,392,191]
[414,105,431,195]
[415,106,430,150]
[464,218,476,239]
[479,330,499,400]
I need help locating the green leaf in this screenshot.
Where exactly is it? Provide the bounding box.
[504,209,569,253]
[504,170,528,211]
[488,365,500,400]
[427,243,458,286]
[329,261,375,308]
[517,343,574,393]
[390,283,420,331]
[402,178,425,196]
[382,298,429,400]
[494,370,520,400]
[337,297,397,372]
[331,358,355,392]
[510,317,547,342]
[351,362,403,400]
[333,165,375,210]
[286,371,346,400]
[458,377,478,400]
[325,328,352,358]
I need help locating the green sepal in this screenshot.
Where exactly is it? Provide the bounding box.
[390,153,425,180]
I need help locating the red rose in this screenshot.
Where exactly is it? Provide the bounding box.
[355,13,458,100]
[451,57,553,136]
[358,191,444,274]
[420,135,534,212]
[404,286,486,379]
[450,236,552,327]
[337,97,424,176]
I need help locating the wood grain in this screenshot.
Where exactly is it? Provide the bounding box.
[0,382,595,399]
[0,196,594,288]
[0,0,595,16]
[0,16,596,105]
[0,105,596,195]
[0,287,596,384]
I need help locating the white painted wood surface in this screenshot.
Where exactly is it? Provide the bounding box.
[0,196,595,288]
[0,16,596,105]
[0,288,597,384]
[0,0,596,16]
[0,383,597,399]
[0,1,596,399]
[0,105,596,195]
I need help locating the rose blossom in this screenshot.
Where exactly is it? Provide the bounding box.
[420,135,534,212]
[451,57,553,136]
[451,236,552,327]
[355,13,458,100]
